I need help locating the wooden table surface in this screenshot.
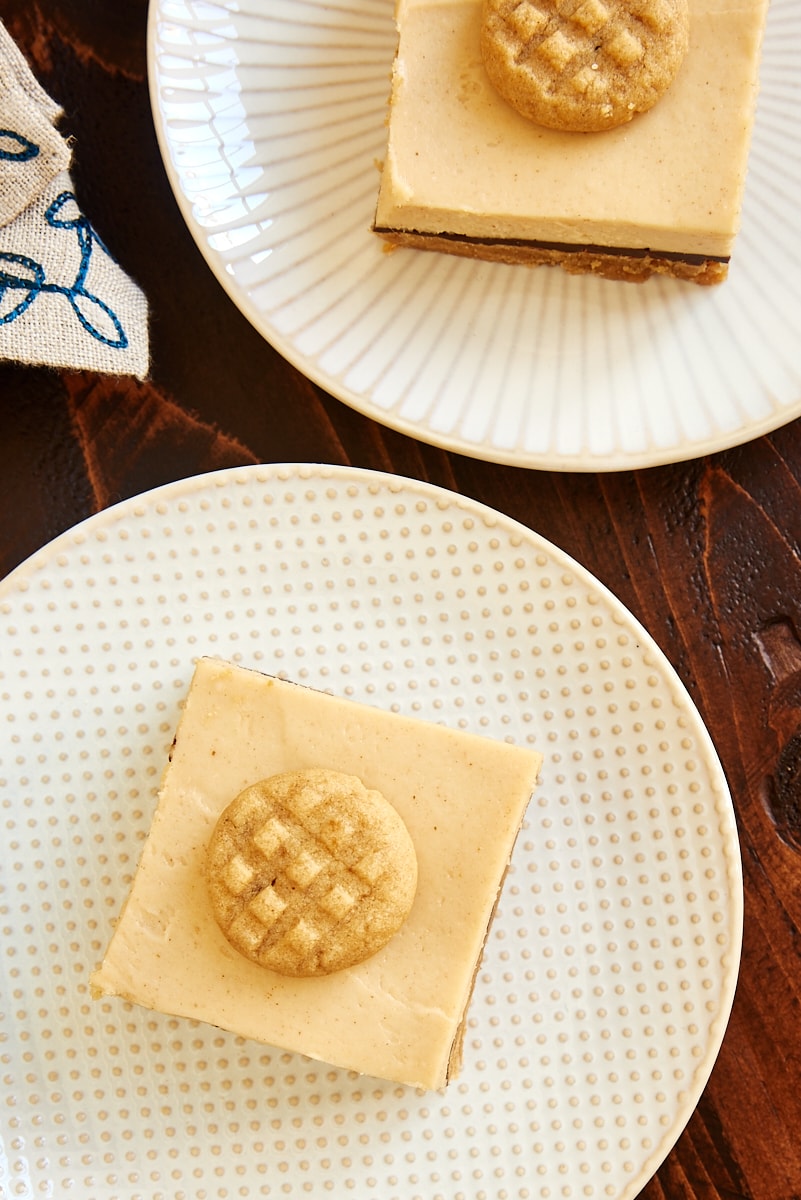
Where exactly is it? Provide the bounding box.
[2,4,800,1199]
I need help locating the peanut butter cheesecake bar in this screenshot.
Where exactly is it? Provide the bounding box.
[91,658,542,1089]
[373,0,769,283]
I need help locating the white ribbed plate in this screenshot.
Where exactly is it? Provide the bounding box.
[147,0,801,471]
[0,464,742,1200]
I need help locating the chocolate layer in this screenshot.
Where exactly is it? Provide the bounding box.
[373,226,729,267]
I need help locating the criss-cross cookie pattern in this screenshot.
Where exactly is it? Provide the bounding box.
[206,768,418,977]
[481,0,690,131]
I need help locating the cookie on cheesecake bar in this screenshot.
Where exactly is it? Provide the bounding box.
[480,0,690,131]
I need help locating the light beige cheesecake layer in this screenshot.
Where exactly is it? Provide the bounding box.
[375,0,768,260]
[91,657,543,1090]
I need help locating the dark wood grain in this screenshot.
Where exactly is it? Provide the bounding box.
[1,3,800,1198]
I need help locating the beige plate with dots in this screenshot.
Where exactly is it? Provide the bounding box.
[0,463,741,1200]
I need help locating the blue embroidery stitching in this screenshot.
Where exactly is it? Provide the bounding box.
[0,190,129,350]
[0,129,39,161]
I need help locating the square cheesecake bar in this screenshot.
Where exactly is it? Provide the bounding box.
[91,657,543,1090]
[373,0,769,283]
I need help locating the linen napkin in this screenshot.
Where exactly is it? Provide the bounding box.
[0,21,148,378]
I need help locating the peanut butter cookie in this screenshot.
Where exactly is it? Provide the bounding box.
[206,768,418,976]
[480,0,690,132]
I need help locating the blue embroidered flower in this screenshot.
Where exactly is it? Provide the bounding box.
[0,189,128,349]
[0,129,39,161]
